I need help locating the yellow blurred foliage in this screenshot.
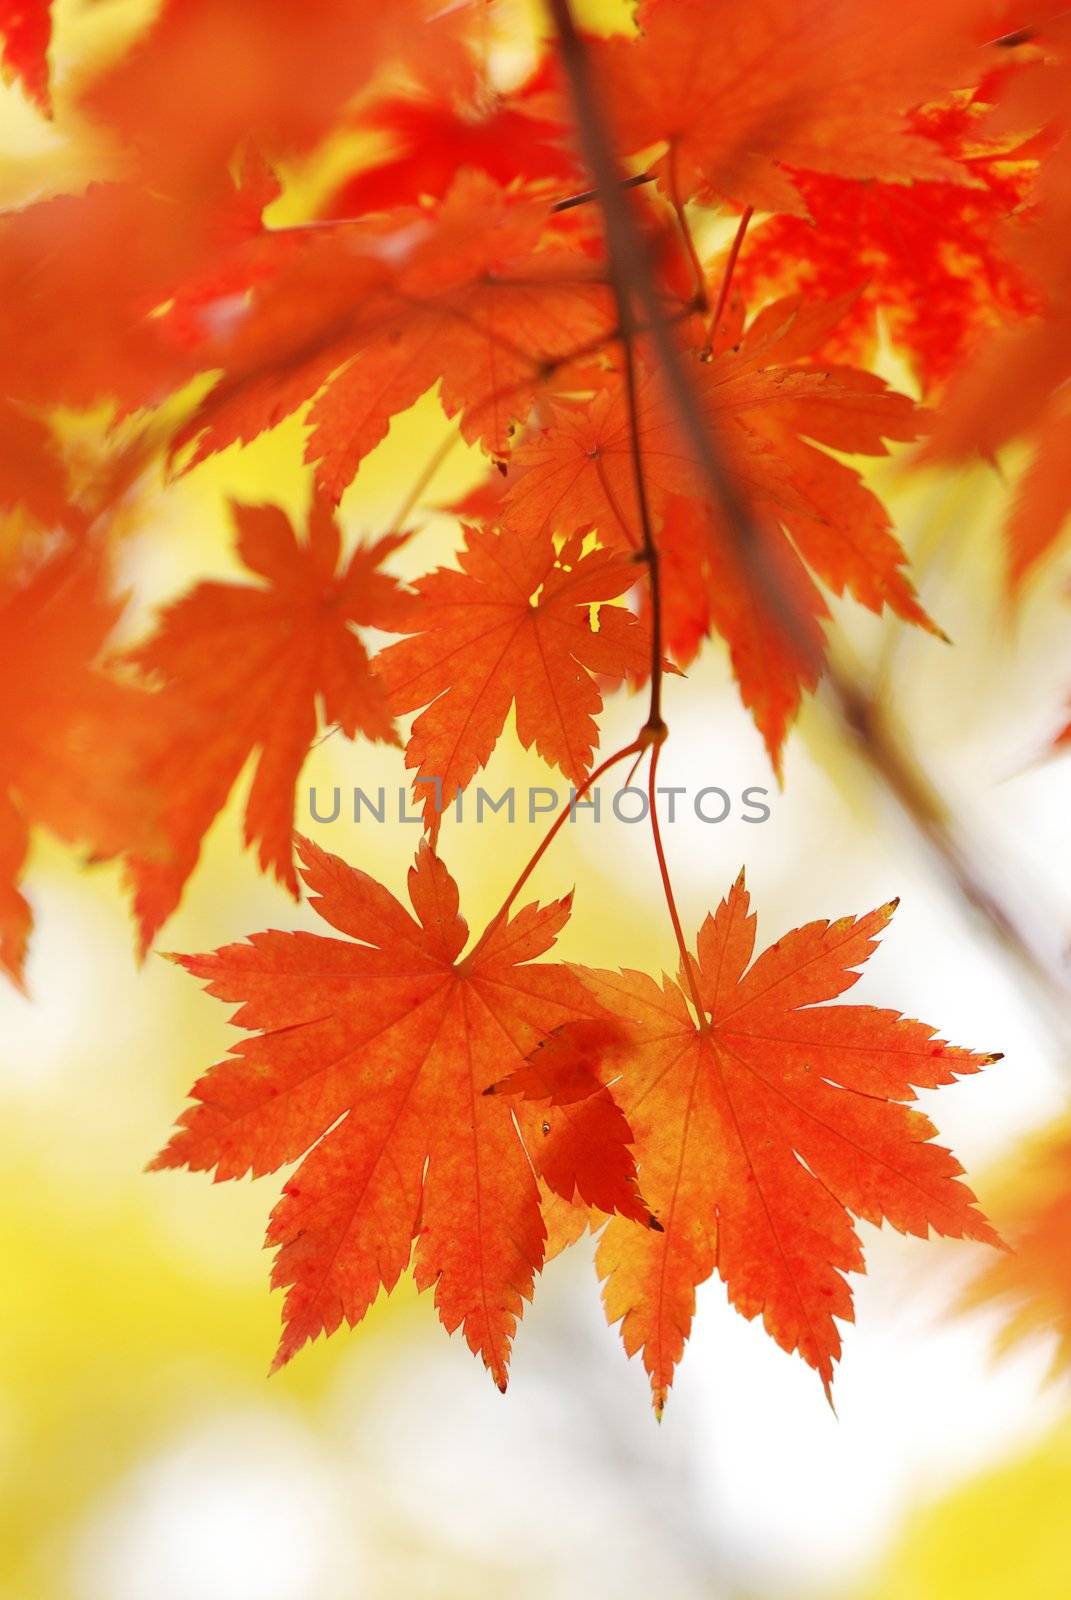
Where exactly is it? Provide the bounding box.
[860,1416,1071,1600]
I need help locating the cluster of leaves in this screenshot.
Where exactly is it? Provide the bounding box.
[1,0,1069,1409]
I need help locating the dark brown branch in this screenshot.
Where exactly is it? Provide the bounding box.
[621,312,665,731]
[547,0,1071,1019]
[547,0,824,678]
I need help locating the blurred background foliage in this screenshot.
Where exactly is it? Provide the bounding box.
[3,1,1071,1597]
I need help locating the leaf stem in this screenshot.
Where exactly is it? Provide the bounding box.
[467,739,643,961]
[647,743,708,1029]
[666,141,707,312]
[705,206,753,355]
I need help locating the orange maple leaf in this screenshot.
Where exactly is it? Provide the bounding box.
[153,837,607,1384]
[0,547,160,989]
[176,174,617,501]
[961,1117,1071,1374]
[590,0,982,215]
[79,0,472,190]
[124,492,405,951]
[375,522,651,833]
[573,875,1000,1412]
[0,157,283,420]
[502,295,932,767]
[927,15,1070,589]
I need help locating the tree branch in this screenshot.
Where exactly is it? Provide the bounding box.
[546,0,1071,1020]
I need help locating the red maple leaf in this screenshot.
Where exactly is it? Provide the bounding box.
[79,0,473,190]
[124,492,406,950]
[590,0,983,214]
[737,87,1040,392]
[324,56,580,216]
[0,546,161,988]
[501,295,932,767]
[573,875,1000,1412]
[488,1019,655,1226]
[375,521,652,833]
[154,837,608,1383]
[176,174,617,501]
[0,0,51,112]
[928,15,1071,590]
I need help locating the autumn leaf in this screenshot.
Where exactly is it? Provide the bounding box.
[737,87,1040,392]
[488,1018,656,1226]
[124,492,406,952]
[79,0,473,192]
[572,875,1000,1412]
[502,295,931,766]
[0,0,1047,1429]
[153,837,608,1384]
[0,546,161,989]
[0,158,282,418]
[590,0,983,215]
[324,56,580,217]
[375,521,651,834]
[926,15,1070,589]
[0,0,51,112]
[961,1117,1071,1374]
[176,174,617,500]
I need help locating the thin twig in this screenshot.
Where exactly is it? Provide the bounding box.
[386,432,460,530]
[553,171,656,213]
[619,287,665,733]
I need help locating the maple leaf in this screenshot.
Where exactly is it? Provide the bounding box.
[0,156,283,419]
[176,174,617,501]
[488,1019,655,1226]
[0,0,51,112]
[0,185,195,414]
[124,492,406,952]
[737,87,1040,392]
[502,295,932,767]
[590,0,983,215]
[375,521,651,833]
[324,57,580,216]
[153,836,607,1383]
[0,546,161,989]
[79,0,473,191]
[960,1117,1071,1374]
[926,15,1070,589]
[572,875,1000,1412]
